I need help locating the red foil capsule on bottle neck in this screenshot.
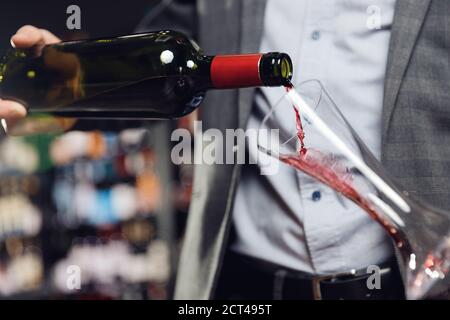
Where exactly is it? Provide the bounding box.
[210,54,263,89]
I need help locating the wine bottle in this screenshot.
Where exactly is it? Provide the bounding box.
[0,30,293,119]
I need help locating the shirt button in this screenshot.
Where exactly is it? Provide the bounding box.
[312,190,321,202]
[311,30,321,40]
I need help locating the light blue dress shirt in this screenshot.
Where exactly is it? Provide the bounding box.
[231,0,397,274]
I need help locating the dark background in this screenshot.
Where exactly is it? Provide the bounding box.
[0,0,157,50]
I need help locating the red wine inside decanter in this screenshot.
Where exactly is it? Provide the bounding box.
[280,84,405,247]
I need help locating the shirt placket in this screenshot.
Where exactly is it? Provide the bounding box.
[295,0,347,274]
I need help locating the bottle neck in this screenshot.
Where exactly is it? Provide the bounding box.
[207,52,293,89]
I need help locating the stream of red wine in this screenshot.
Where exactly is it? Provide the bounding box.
[293,107,307,156]
[281,84,404,247]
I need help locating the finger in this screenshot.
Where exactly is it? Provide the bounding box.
[39,29,61,44]
[10,25,44,48]
[0,99,27,120]
[10,25,60,49]
[6,116,76,136]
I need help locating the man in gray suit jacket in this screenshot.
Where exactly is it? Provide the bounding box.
[145,0,449,300]
[1,0,449,300]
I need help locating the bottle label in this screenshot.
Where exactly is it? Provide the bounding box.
[210,54,263,89]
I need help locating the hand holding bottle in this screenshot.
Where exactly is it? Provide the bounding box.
[1,26,60,120]
[0,25,76,135]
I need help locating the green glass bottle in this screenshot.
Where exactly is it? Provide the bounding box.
[0,30,293,119]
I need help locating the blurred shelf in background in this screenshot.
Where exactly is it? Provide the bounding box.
[0,123,182,300]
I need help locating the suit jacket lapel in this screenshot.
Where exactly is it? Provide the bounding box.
[238,0,267,128]
[382,0,431,142]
